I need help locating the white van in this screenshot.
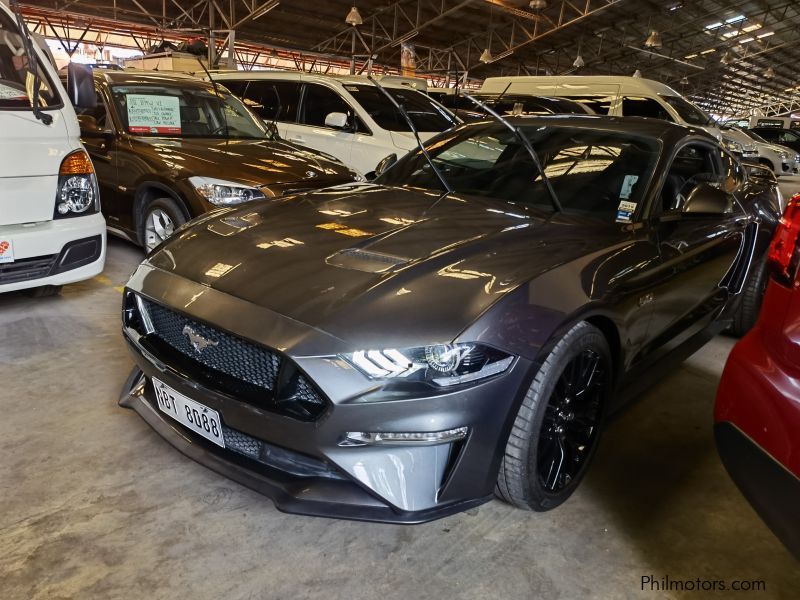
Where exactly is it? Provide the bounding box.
[0,1,105,296]
[479,75,721,139]
[213,71,458,176]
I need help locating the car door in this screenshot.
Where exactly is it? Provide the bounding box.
[291,83,355,166]
[642,141,746,352]
[77,90,121,228]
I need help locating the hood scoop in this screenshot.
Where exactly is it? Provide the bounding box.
[326,248,410,273]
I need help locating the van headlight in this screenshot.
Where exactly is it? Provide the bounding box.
[54,150,100,218]
[342,343,515,387]
[189,176,266,206]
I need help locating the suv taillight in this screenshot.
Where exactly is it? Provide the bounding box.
[767,193,800,287]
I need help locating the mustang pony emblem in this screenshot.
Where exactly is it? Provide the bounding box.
[182,325,219,353]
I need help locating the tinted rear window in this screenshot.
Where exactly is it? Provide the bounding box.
[225,79,301,123]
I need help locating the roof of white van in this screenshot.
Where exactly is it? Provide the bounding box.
[479,75,681,97]
[208,70,427,91]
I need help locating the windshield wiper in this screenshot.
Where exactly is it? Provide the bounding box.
[10,0,52,125]
[367,75,452,195]
[462,91,562,213]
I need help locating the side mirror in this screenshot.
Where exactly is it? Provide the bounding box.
[682,183,732,215]
[324,111,349,130]
[66,63,96,110]
[374,153,397,178]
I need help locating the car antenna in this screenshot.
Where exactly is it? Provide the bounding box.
[461,91,563,213]
[10,0,52,125]
[367,74,452,195]
[194,56,229,142]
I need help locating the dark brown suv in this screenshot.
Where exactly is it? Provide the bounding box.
[76,70,357,250]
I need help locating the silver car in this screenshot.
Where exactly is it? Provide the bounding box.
[733,127,797,176]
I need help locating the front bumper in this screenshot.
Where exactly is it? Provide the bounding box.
[118,276,531,522]
[0,212,106,292]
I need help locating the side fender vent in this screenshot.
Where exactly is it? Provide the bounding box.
[326,248,409,273]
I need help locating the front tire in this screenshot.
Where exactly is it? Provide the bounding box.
[496,321,611,511]
[141,197,186,253]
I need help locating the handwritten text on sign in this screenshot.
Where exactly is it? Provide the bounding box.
[127,94,182,134]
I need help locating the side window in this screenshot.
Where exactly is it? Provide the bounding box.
[301,84,352,128]
[621,97,672,121]
[76,91,111,130]
[720,152,744,193]
[658,144,720,213]
[564,95,613,115]
[229,80,300,122]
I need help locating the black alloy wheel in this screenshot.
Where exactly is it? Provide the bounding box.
[496,321,611,511]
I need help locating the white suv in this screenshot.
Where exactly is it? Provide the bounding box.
[213,72,458,176]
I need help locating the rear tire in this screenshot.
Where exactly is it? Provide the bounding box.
[729,258,768,337]
[27,285,62,298]
[141,197,186,253]
[496,321,611,511]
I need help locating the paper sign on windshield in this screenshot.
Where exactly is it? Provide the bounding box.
[0,83,28,101]
[127,94,182,134]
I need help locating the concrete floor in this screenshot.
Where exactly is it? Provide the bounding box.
[3,177,800,599]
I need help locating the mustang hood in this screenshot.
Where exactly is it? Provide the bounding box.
[130,137,355,188]
[146,185,615,346]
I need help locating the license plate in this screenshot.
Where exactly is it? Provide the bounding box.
[153,377,225,447]
[0,239,14,264]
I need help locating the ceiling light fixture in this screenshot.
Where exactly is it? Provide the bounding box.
[720,50,733,65]
[573,52,585,68]
[633,69,642,78]
[765,66,775,79]
[529,0,547,11]
[479,48,493,63]
[345,6,363,26]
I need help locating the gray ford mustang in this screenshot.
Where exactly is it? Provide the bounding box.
[120,116,780,523]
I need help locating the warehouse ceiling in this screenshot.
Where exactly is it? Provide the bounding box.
[19,0,800,117]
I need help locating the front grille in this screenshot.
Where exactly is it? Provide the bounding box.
[144,299,281,391]
[0,254,57,285]
[130,295,329,421]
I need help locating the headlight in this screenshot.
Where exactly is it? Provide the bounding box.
[188,176,266,206]
[54,150,100,218]
[779,151,789,160]
[722,139,742,153]
[342,343,515,387]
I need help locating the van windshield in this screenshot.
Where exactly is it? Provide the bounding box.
[110,83,275,139]
[346,84,457,132]
[660,95,711,126]
[0,10,59,109]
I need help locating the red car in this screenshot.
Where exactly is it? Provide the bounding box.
[715,192,800,559]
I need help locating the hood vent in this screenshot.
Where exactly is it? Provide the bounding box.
[326,248,409,273]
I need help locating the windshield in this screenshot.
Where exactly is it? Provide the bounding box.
[0,10,58,109]
[659,95,711,126]
[378,123,660,220]
[346,84,457,132]
[110,83,275,139]
[474,94,592,116]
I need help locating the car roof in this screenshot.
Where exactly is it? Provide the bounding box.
[480,75,681,97]
[96,69,210,89]
[207,70,427,90]
[472,114,715,144]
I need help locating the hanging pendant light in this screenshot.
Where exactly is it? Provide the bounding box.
[529,0,547,11]
[345,6,363,26]
[680,76,689,85]
[633,69,643,78]
[644,30,662,49]
[720,50,733,65]
[765,66,775,79]
[573,52,585,68]
[480,48,494,63]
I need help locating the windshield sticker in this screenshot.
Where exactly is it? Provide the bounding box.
[126,94,182,134]
[619,174,639,199]
[616,200,637,223]
[0,82,27,101]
